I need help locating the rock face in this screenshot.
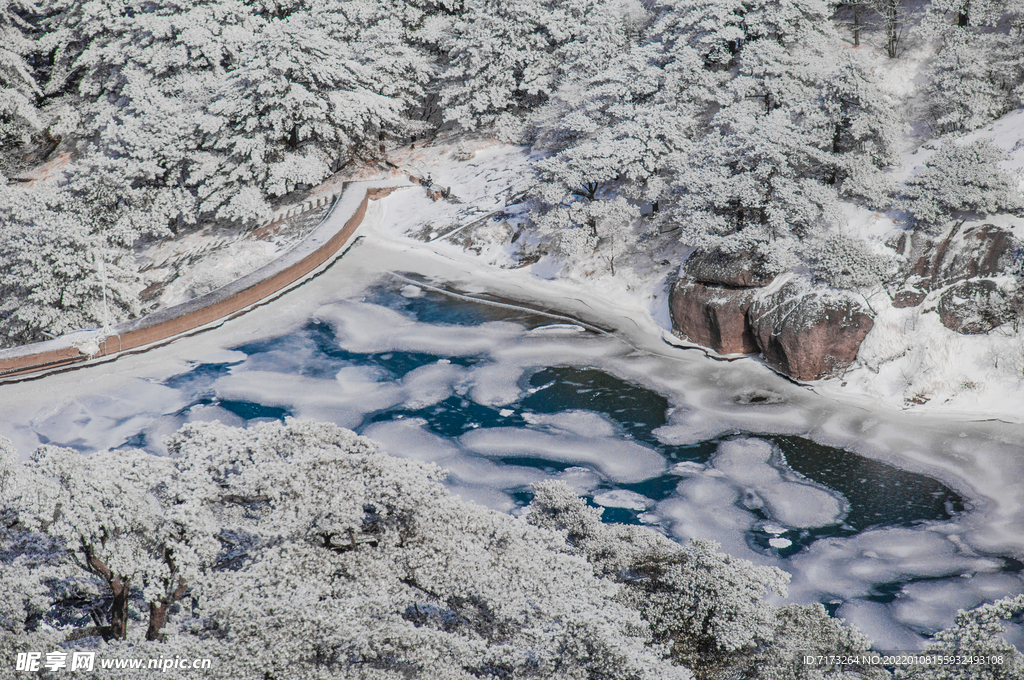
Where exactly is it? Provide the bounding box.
[669,282,759,354]
[748,282,874,381]
[670,249,876,380]
[887,223,1023,308]
[937,279,1023,334]
[669,248,777,354]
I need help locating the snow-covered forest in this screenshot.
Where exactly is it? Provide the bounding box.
[1,0,1022,354]
[2,420,1022,678]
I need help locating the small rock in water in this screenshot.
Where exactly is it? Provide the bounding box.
[400,284,422,298]
[768,537,793,549]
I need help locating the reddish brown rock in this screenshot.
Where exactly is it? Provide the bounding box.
[748,282,874,381]
[887,224,1023,307]
[669,281,759,354]
[937,279,1023,334]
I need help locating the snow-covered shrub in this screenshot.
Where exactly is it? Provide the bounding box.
[809,233,901,291]
[896,595,1024,680]
[902,139,1024,230]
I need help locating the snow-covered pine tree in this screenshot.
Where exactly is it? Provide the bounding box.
[657,0,895,259]
[0,178,143,347]
[902,138,1024,229]
[1,421,697,679]
[528,5,724,270]
[926,30,1023,134]
[921,0,1024,134]
[195,8,404,221]
[817,53,900,204]
[328,0,441,143]
[0,0,42,166]
[35,0,131,99]
[525,481,889,680]
[895,595,1024,680]
[650,0,832,71]
[438,0,632,136]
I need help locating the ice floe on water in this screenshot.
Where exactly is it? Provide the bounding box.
[593,490,653,511]
[787,527,1002,602]
[711,439,846,529]
[460,427,665,484]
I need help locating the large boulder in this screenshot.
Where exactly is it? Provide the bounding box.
[887,224,1023,307]
[748,281,874,381]
[669,248,779,354]
[684,247,779,288]
[937,279,1023,334]
[669,281,759,354]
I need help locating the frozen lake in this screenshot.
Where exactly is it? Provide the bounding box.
[3,229,1023,651]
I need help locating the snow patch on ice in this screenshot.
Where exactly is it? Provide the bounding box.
[459,427,666,483]
[711,439,846,529]
[593,490,652,511]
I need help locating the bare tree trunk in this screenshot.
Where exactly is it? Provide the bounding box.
[109,576,131,640]
[146,577,188,641]
[872,0,906,59]
[83,546,131,640]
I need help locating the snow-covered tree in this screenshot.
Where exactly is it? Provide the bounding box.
[896,595,1024,680]
[654,0,895,257]
[817,54,901,203]
[870,0,910,58]
[902,139,1024,229]
[528,43,704,270]
[194,9,404,220]
[921,0,1024,133]
[3,421,700,678]
[438,0,636,134]
[0,0,42,162]
[649,0,833,70]
[0,179,144,347]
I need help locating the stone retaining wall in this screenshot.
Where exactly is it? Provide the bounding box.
[0,179,411,381]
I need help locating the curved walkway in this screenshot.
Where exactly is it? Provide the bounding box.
[0,178,414,382]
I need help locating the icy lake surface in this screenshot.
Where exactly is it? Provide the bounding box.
[3,236,1024,651]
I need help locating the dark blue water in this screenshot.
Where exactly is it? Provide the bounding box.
[152,278,967,564]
